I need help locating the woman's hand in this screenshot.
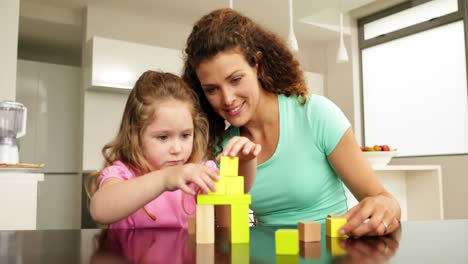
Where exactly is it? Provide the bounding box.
[162,163,219,195]
[218,136,261,161]
[340,194,401,237]
[337,226,401,264]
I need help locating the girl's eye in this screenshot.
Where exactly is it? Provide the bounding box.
[182,133,192,139]
[157,135,168,141]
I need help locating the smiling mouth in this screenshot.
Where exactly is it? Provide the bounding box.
[224,101,245,116]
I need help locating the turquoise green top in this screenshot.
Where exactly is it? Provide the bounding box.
[222,94,350,226]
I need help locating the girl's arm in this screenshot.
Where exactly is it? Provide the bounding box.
[327,128,401,237]
[90,164,218,225]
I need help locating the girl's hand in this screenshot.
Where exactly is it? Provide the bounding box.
[163,163,219,195]
[218,136,261,161]
[340,194,401,237]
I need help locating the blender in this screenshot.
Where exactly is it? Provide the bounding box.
[0,100,27,164]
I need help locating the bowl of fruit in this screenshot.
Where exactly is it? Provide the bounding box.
[360,145,397,167]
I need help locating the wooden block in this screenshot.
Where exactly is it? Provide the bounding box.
[220,156,238,177]
[276,255,299,264]
[230,204,250,243]
[188,215,196,235]
[326,237,347,256]
[298,221,321,242]
[208,175,226,195]
[197,194,251,205]
[300,241,321,259]
[275,229,299,255]
[231,244,249,264]
[215,205,231,227]
[326,217,347,238]
[226,176,244,195]
[196,244,214,264]
[196,205,214,244]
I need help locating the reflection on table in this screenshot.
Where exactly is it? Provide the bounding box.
[90,225,401,264]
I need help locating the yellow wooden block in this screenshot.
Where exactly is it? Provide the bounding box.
[226,176,244,195]
[230,204,250,243]
[231,244,249,264]
[220,156,238,177]
[326,237,347,256]
[208,175,226,195]
[326,217,347,238]
[197,194,251,205]
[275,229,299,255]
[276,255,299,264]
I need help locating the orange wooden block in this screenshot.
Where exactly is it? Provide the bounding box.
[188,215,196,235]
[298,221,321,242]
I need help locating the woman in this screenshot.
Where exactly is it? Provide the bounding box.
[182,8,400,237]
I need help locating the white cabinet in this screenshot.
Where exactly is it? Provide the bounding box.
[345,165,444,221]
[87,36,183,91]
[16,60,81,172]
[0,171,44,230]
[16,60,82,229]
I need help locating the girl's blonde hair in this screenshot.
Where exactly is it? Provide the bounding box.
[85,70,209,198]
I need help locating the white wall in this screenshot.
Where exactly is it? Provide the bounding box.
[0,0,19,100]
[82,5,193,171]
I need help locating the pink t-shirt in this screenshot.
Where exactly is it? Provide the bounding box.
[99,160,217,229]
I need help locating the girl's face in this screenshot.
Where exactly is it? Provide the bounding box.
[195,50,261,127]
[141,99,194,170]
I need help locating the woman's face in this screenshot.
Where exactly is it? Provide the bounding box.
[195,50,261,127]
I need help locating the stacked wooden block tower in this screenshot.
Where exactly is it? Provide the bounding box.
[195,156,251,244]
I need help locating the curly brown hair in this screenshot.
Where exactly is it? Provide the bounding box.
[85,71,209,198]
[182,8,307,158]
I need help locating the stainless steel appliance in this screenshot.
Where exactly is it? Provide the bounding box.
[0,101,27,163]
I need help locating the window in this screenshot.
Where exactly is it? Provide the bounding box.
[359,0,468,157]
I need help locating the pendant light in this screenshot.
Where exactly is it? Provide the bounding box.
[336,11,348,63]
[229,0,233,9]
[287,0,299,52]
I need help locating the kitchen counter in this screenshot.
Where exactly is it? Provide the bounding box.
[1,219,467,263]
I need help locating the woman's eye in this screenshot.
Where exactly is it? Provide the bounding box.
[204,87,217,95]
[232,77,242,84]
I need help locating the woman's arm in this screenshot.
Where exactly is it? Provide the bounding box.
[328,128,401,237]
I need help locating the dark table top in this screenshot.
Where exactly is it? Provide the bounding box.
[0,219,467,264]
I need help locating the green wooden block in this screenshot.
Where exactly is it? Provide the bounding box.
[275,229,299,255]
[226,176,244,195]
[220,156,238,177]
[197,194,251,205]
[230,204,250,243]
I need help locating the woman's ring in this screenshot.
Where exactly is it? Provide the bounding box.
[382,221,389,234]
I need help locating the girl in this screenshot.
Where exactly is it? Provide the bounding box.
[87,70,260,229]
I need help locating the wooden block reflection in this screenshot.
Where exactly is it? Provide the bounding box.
[276,254,299,264]
[326,237,347,256]
[196,244,214,264]
[300,241,321,259]
[231,243,249,264]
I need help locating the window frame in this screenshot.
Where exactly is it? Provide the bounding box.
[358,0,468,157]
